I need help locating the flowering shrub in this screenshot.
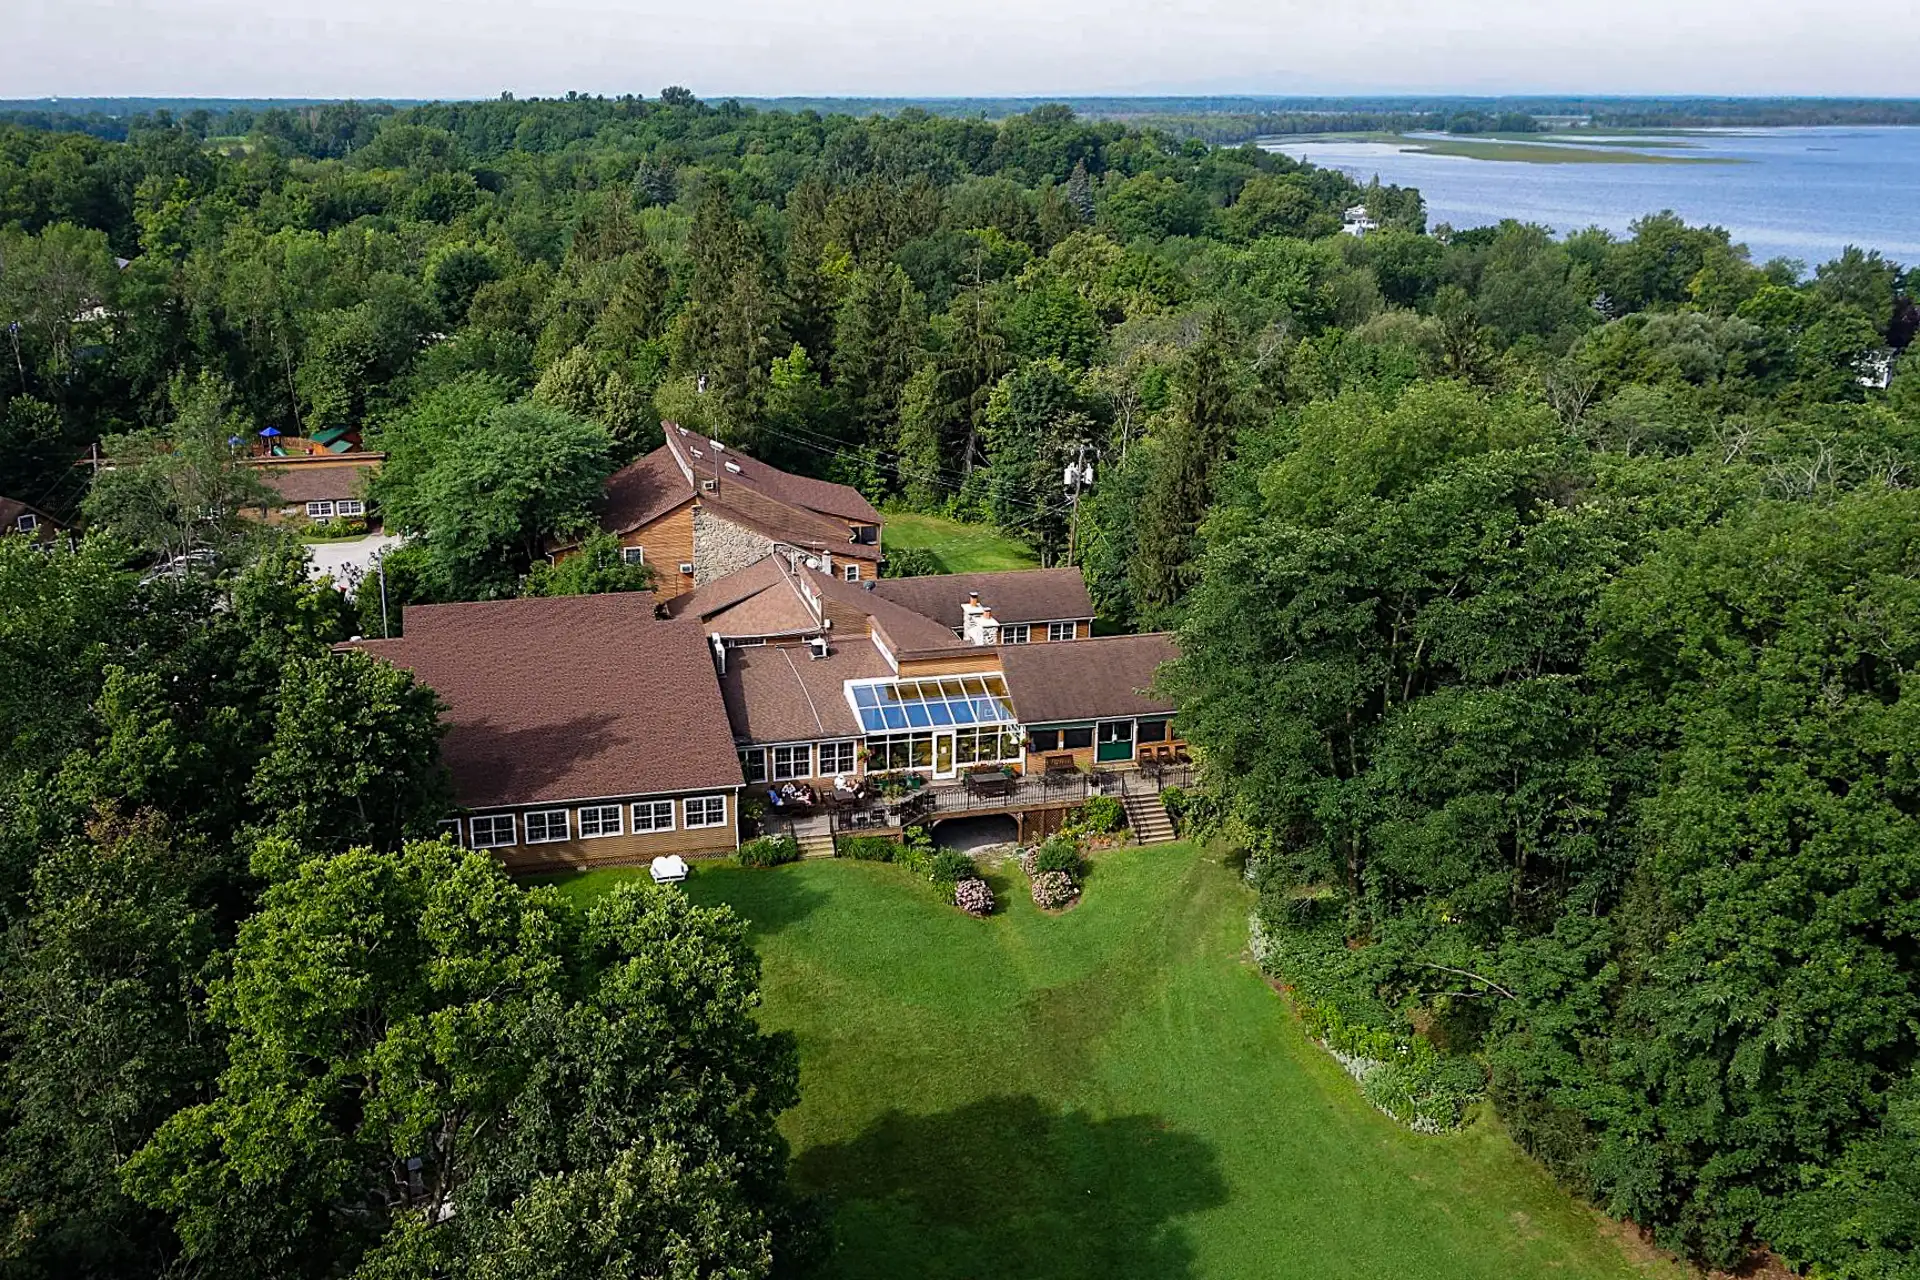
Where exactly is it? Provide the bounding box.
[1030,869,1077,910]
[737,835,801,868]
[953,877,994,917]
[1255,907,1486,1133]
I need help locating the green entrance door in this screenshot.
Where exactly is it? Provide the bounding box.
[1096,720,1134,763]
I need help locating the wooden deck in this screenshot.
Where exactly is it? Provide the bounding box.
[763,764,1197,846]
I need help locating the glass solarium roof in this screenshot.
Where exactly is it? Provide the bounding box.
[847,676,1019,732]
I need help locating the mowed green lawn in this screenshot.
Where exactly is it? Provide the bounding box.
[548,848,1677,1280]
[882,511,1039,573]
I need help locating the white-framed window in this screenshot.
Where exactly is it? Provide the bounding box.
[843,563,860,581]
[952,726,1025,767]
[621,545,646,565]
[438,818,463,846]
[819,740,857,776]
[678,562,695,576]
[15,513,38,533]
[684,795,728,829]
[1047,621,1078,642]
[305,500,335,520]
[578,804,623,838]
[1001,623,1031,645]
[468,814,516,848]
[771,744,812,781]
[632,799,676,832]
[739,748,767,784]
[336,499,365,517]
[524,809,571,844]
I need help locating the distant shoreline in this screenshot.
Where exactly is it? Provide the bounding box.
[1267,131,1751,165]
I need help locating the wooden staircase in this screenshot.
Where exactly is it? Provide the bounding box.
[1123,792,1176,845]
[793,815,837,860]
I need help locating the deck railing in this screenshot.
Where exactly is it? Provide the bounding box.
[823,762,1196,837]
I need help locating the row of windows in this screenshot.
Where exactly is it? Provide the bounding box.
[1027,719,1169,753]
[612,544,695,575]
[743,720,1170,779]
[952,726,1024,767]
[455,796,729,849]
[740,740,858,784]
[864,727,1024,772]
[305,499,366,520]
[1000,621,1079,644]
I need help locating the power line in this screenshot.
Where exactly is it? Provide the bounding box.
[744,416,1089,522]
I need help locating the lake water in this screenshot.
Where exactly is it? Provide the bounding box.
[1262,127,1920,269]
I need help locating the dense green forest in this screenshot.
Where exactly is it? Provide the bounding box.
[2,90,1918,1279]
[10,94,1920,146]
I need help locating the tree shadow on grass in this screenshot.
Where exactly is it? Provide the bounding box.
[794,1095,1227,1280]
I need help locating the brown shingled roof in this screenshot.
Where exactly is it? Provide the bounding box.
[798,565,973,658]
[869,568,1095,630]
[667,557,798,621]
[666,425,880,524]
[703,487,883,563]
[345,593,741,809]
[719,638,895,745]
[600,445,694,535]
[253,455,383,506]
[0,496,59,538]
[996,632,1179,724]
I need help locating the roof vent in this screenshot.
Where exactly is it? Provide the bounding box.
[690,448,704,459]
[724,460,742,474]
[701,478,716,492]
[809,636,830,660]
[710,440,725,453]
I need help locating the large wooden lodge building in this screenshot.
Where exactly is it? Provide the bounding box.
[348,435,1186,872]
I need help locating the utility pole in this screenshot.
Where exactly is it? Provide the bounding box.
[1064,443,1093,568]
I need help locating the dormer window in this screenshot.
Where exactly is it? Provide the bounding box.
[15,514,38,533]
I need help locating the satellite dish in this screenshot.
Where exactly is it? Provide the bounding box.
[805,557,823,571]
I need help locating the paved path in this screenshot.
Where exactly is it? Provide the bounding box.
[304,534,404,596]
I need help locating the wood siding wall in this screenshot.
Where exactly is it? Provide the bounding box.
[621,502,697,599]
[470,791,737,874]
[897,653,1005,677]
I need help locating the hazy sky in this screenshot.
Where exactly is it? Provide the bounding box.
[8,0,1915,100]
